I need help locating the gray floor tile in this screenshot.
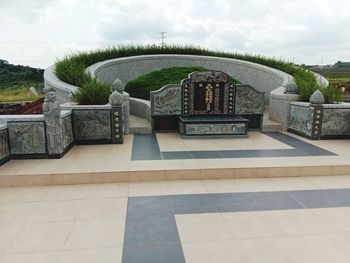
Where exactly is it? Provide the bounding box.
[190,151,221,159]
[218,150,250,158]
[124,215,180,246]
[274,149,309,157]
[131,153,162,160]
[127,196,173,218]
[288,189,348,208]
[251,191,304,210]
[171,194,218,214]
[212,193,262,212]
[246,150,282,157]
[161,151,193,160]
[122,243,185,263]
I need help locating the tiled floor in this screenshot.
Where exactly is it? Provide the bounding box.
[131,132,335,160]
[1,131,350,186]
[2,176,350,262]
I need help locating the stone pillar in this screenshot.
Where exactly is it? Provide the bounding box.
[109,88,124,144]
[113,78,130,134]
[309,90,325,140]
[43,87,64,155]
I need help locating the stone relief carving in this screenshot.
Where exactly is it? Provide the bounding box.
[235,86,264,114]
[61,116,73,149]
[322,109,350,136]
[8,122,46,154]
[190,71,228,83]
[0,130,10,159]
[43,87,64,155]
[186,123,246,135]
[153,86,181,115]
[288,106,313,136]
[73,110,111,140]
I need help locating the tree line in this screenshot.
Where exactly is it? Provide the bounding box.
[0,59,44,89]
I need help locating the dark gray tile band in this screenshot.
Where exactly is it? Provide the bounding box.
[131,132,336,161]
[122,188,350,262]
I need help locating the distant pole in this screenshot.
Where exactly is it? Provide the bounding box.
[160,32,167,48]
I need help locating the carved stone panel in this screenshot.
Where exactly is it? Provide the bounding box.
[235,85,264,114]
[190,71,229,83]
[288,105,313,136]
[321,109,350,136]
[8,122,46,154]
[185,123,247,135]
[0,129,10,160]
[62,116,74,149]
[151,85,181,116]
[72,110,111,140]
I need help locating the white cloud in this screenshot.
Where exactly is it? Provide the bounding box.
[0,0,349,68]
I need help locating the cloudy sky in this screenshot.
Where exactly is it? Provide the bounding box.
[0,0,349,68]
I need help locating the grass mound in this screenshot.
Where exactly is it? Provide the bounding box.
[125,67,241,100]
[55,45,341,104]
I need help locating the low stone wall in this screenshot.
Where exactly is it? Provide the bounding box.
[61,103,113,144]
[269,72,329,130]
[129,97,151,124]
[0,124,10,165]
[0,111,73,163]
[0,102,127,166]
[86,55,295,105]
[288,102,350,139]
[269,87,301,130]
[322,104,350,138]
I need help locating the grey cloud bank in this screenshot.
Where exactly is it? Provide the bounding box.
[0,0,349,68]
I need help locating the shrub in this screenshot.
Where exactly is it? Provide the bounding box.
[321,86,342,103]
[72,79,111,105]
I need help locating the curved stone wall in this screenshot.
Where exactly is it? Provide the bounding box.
[86,55,296,105]
[44,65,78,104]
[44,54,329,129]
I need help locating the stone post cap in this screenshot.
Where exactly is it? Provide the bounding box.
[109,90,124,106]
[309,89,325,105]
[284,82,297,94]
[113,78,125,93]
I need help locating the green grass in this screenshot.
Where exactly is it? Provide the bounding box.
[125,67,241,100]
[329,77,350,83]
[55,45,340,104]
[0,85,42,102]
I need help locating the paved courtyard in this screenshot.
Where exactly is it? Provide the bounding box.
[0,131,349,186]
[1,176,350,262]
[1,131,350,262]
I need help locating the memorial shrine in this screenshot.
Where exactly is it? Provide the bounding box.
[150,70,265,137]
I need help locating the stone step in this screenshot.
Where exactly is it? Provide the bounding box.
[1,164,349,187]
[262,107,282,132]
[262,123,282,132]
[129,115,152,134]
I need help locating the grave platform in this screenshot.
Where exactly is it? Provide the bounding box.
[0,131,349,187]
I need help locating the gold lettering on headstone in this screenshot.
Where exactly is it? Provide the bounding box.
[205,85,213,111]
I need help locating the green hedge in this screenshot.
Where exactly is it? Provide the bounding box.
[55,45,340,104]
